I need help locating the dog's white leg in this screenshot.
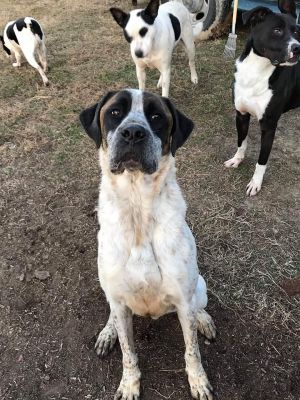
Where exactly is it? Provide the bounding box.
[177,305,213,400]
[136,64,146,91]
[37,41,48,72]
[21,47,49,86]
[160,67,171,97]
[113,304,141,400]
[95,311,118,357]
[157,74,162,88]
[12,50,22,67]
[181,30,198,85]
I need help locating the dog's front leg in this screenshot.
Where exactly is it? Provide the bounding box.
[113,303,141,400]
[136,64,146,91]
[160,67,171,97]
[177,305,213,400]
[225,111,250,168]
[246,118,277,196]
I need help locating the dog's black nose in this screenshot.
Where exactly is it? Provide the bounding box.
[120,125,146,144]
[135,49,144,58]
[291,43,300,55]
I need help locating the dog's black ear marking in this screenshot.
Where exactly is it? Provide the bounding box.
[110,7,129,28]
[162,97,194,156]
[79,91,117,148]
[242,7,273,26]
[278,0,297,18]
[144,0,160,20]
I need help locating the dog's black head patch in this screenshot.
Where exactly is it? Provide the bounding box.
[138,0,160,25]
[242,0,300,65]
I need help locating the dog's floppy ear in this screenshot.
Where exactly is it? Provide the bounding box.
[162,97,194,156]
[79,91,117,148]
[278,0,297,18]
[242,7,273,26]
[144,0,160,20]
[110,7,129,28]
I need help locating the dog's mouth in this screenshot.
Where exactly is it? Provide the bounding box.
[286,51,300,64]
[110,152,142,174]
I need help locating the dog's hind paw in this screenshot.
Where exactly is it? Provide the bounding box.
[188,373,213,400]
[197,309,216,340]
[12,62,21,67]
[95,323,118,357]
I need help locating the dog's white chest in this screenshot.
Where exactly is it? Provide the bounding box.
[234,50,275,120]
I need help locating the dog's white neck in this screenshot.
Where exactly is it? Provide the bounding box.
[234,50,275,120]
[98,151,186,247]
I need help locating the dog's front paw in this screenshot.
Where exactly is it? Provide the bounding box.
[246,179,262,196]
[95,323,118,357]
[188,372,213,400]
[114,369,141,400]
[191,74,198,84]
[12,62,21,67]
[197,310,216,340]
[224,156,243,168]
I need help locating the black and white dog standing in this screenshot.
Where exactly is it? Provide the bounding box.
[0,17,48,86]
[225,0,300,196]
[110,0,198,97]
[80,89,216,400]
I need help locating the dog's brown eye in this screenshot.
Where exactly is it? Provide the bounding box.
[111,109,120,117]
[273,28,282,35]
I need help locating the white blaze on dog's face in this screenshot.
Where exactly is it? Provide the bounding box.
[110,0,160,59]
[79,89,194,174]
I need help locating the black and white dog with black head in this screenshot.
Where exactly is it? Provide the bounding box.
[110,0,198,97]
[225,0,300,196]
[0,17,48,86]
[80,89,216,400]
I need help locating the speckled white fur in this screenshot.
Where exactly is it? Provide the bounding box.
[94,94,215,399]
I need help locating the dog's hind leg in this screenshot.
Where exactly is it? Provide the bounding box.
[195,275,216,340]
[20,43,49,86]
[95,311,118,357]
[12,49,22,67]
[112,304,141,400]
[181,30,198,85]
[177,303,213,400]
[37,40,48,72]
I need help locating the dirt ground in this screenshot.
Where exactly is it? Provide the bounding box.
[0,1,299,399]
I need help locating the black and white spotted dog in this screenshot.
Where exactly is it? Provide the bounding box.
[225,0,300,196]
[0,17,48,86]
[80,89,216,400]
[110,0,198,97]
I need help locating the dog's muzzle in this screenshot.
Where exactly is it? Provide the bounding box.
[109,124,159,175]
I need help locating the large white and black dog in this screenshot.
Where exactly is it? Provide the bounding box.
[225,0,300,196]
[110,0,198,97]
[80,89,216,400]
[0,17,48,86]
